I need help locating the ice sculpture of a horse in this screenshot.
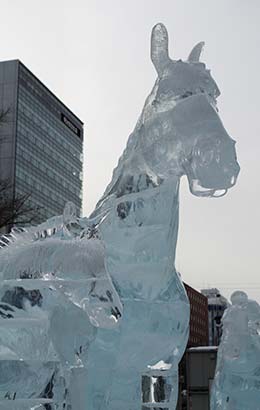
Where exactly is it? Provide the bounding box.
[85,23,240,410]
[0,23,239,410]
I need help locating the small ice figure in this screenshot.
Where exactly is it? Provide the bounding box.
[211,291,260,410]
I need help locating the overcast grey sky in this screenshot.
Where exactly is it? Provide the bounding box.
[0,0,259,301]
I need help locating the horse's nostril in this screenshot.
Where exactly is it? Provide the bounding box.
[230,176,236,185]
[212,189,227,198]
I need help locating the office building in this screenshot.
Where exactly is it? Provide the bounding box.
[0,60,83,227]
[201,288,229,346]
[177,284,209,409]
[185,283,209,347]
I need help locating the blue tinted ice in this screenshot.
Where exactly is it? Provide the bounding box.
[0,23,239,410]
[87,23,239,410]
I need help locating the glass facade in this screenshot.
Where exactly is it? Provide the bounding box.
[14,62,83,223]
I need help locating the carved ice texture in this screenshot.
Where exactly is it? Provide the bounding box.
[210,291,260,410]
[0,210,123,409]
[0,23,239,410]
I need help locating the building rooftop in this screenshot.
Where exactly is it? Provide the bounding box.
[187,346,218,353]
[0,59,84,126]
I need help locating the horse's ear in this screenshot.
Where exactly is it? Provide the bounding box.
[151,23,170,75]
[187,42,205,62]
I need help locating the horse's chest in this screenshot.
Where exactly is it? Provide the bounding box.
[101,186,178,261]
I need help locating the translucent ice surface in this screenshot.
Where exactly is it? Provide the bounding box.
[86,23,239,410]
[211,291,260,410]
[0,23,239,410]
[0,209,122,409]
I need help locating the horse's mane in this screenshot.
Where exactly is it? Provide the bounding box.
[90,80,160,219]
[0,213,83,253]
[0,214,65,246]
[0,198,98,253]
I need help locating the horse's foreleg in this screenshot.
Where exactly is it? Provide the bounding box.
[67,367,89,410]
[104,367,142,410]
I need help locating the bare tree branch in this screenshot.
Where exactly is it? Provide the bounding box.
[0,108,11,144]
[0,179,41,230]
[0,107,11,125]
[0,107,41,231]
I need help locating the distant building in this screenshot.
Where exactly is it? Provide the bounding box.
[177,284,209,409]
[0,60,83,227]
[186,346,218,410]
[185,283,209,347]
[201,288,229,346]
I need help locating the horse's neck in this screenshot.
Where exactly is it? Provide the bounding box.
[90,83,183,298]
[98,177,181,299]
